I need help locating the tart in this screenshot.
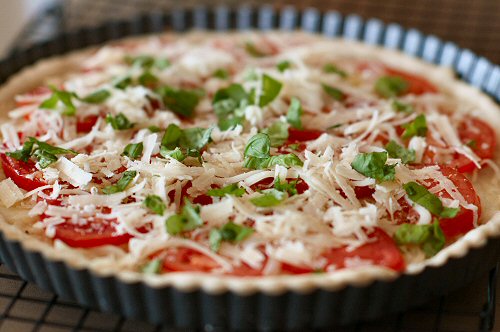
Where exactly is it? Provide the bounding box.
[0,32,499,292]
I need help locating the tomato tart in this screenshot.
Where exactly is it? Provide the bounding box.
[0,32,499,290]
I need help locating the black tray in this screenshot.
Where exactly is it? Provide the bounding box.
[0,6,499,331]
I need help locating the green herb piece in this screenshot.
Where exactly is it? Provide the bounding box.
[262,121,289,147]
[250,189,288,207]
[321,83,345,101]
[391,100,414,113]
[286,97,303,130]
[138,71,159,87]
[40,86,78,116]
[375,76,409,98]
[80,89,111,104]
[466,140,477,149]
[287,143,300,151]
[160,124,212,162]
[385,140,415,164]
[33,149,58,168]
[122,142,143,159]
[207,183,245,197]
[277,60,291,72]
[274,177,298,196]
[402,114,427,139]
[351,152,396,182]
[6,139,35,162]
[209,222,254,252]
[148,125,161,133]
[212,83,248,130]
[244,133,271,159]
[213,68,229,79]
[105,113,134,130]
[165,200,203,235]
[102,170,137,194]
[113,76,132,90]
[394,220,445,257]
[125,55,170,70]
[266,153,303,168]
[7,137,76,168]
[143,195,166,216]
[403,182,460,218]
[155,86,202,118]
[258,74,283,107]
[142,258,162,274]
[326,124,343,130]
[322,63,347,77]
[245,42,267,57]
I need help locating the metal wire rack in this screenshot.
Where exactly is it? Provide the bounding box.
[2,1,500,331]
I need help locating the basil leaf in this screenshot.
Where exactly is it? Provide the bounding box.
[274,177,298,196]
[207,183,245,197]
[244,133,271,159]
[391,100,414,113]
[245,42,267,57]
[143,195,166,216]
[258,74,282,107]
[138,71,159,87]
[160,146,186,161]
[142,258,162,274]
[102,170,137,194]
[33,150,57,169]
[385,140,416,164]
[122,142,143,159]
[266,153,303,168]
[113,76,132,90]
[80,89,110,104]
[212,84,248,130]
[250,189,288,207]
[209,222,254,252]
[6,139,35,162]
[277,60,291,72]
[35,140,76,156]
[351,152,396,182]
[321,84,345,101]
[105,113,134,130]
[156,86,202,118]
[286,97,303,130]
[40,87,77,116]
[161,124,183,149]
[375,76,409,98]
[165,200,203,235]
[394,220,445,257]
[402,114,427,139]
[181,127,213,151]
[262,121,289,147]
[403,182,460,218]
[213,68,229,79]
[148,125,161,133]
[322,64,347,77]
[125,55,170,70]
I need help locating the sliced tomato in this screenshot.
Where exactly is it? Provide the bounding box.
[0,153,46,191]
[76,115,99,133]
[53,217,132,248]
[393,166,480,239]
[161,247,219,272]
[449,117,496,173]
[322,228,405,272]
[385,67,438,95]
[287,128,324,143]
[354,186,375,199]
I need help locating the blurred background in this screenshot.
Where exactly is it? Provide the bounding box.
[0,0,499,63]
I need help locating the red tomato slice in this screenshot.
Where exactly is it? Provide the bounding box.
[287,128,324,143]
[393,166,480,239]
[76,115,99,133]
[449,117,496,173]
[385,67,438,95]
[0,153,46,191]
[53,217,131,248]
[161,247,219,272]
[322,228,405,272]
